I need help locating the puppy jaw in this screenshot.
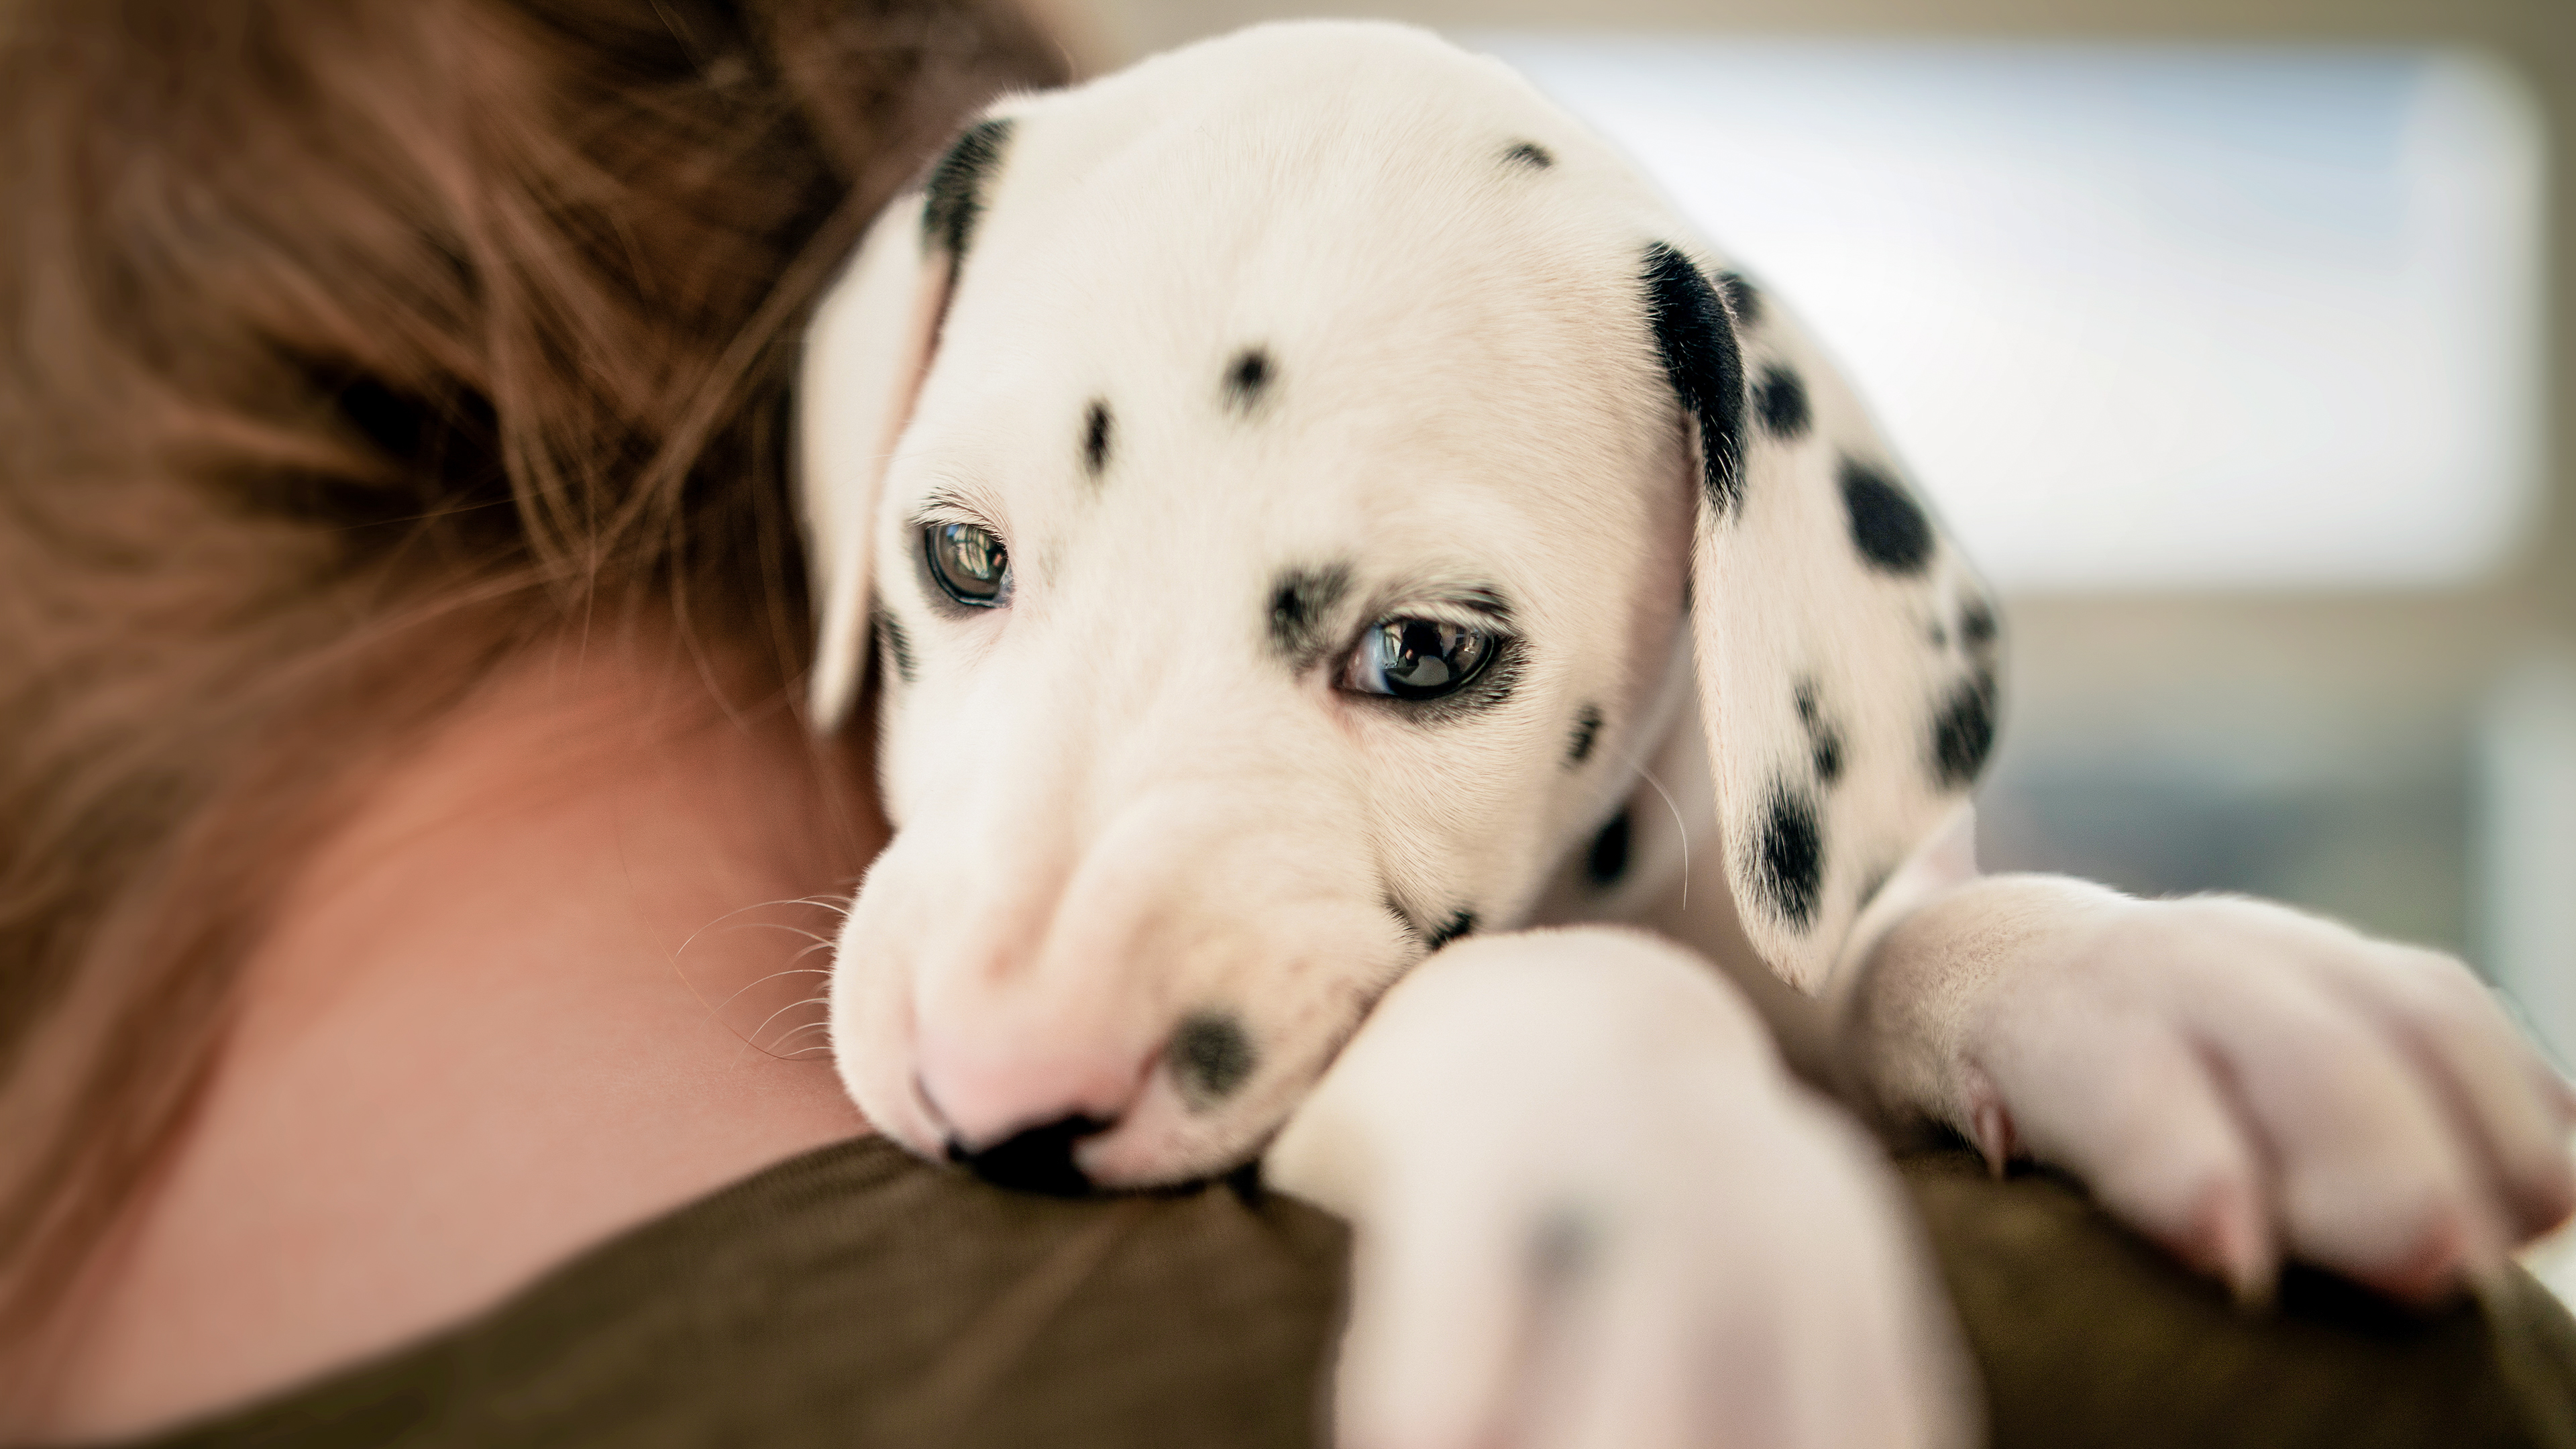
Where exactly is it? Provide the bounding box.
[833,774,1422,1185]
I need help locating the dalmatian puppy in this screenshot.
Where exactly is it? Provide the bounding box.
[798,20,2576,1447]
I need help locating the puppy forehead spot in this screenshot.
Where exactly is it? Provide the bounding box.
[1171,1011,1258,1110]
[1081,398,1112,477]
[1750,780,1824,930]
[1754,365,1811,441]
[1266,563,1350,669]
[1225,347,1273,411]
[1838,458,1935,575]
[1502,139,1554,169]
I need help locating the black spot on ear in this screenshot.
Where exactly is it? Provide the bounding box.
[1754,365,1811,441]
[1640,244,1746,515]
[1427,910,1477,951]
[1931,663,1998,790]
[1566,704,1604,767]
[1750,782,1823,930]
[922,116,1014,258]
[1586,810,1631,889]
[1960,596,2000,650]
[1839,458,1934,575]
[1793,681,1844,786]
[1716,270,1762,327]
[1267,564,1350,670]
[1081,399,1112,476]
[1171,1011,1258,1108]
[1226,347,1273,411]
[1503,140,1554,169]
[873,604,918,685]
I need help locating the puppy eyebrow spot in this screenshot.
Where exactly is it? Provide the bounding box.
[1225,347,1273,411]
[1266,562,1350,670]
[1502,139,1554,169]
[1081,398,1112,477]
[1171,1011,1258,1108]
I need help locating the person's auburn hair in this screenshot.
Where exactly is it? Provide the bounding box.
[0,0,1067,1357]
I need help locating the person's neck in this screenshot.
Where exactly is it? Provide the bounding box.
[20,623,879,1442]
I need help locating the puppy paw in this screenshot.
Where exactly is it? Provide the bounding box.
[1906,881,2576,1306]
[1273,929,1978,1449]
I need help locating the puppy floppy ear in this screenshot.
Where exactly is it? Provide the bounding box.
[1641,243,2001,994]
[800,116,1017,730]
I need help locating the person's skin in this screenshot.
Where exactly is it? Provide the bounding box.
[21,621,879,1442]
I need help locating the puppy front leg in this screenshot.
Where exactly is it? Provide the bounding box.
[1839,819,2576,1304]
[1266,926,1976,1449]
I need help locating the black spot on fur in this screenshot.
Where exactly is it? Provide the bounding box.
[1081,399,1112,476]
[874,604,918,685]
[1171,1012,1257,1108]
[1640,244,1746,515]
[1717,270,1762,326]
[1931,664,1998,790]
[1266,564,1350,670]
[1754,365,1811,440]
[1566,704,1604,767]
[1927,620,1949,649]
[1839,458,1934,574]
[949,1114,1105,1197]
[1226,347,1273,410]
[922,117,1013,258]
[1503,140,1555,169]
[1751,782,1824,930]
[1426,910,1477,951]
[1960,596,2000,649]
[1586,810,1631,889]
[1794,681,1844,785]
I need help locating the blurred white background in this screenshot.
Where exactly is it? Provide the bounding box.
[1042,0,2576,1060]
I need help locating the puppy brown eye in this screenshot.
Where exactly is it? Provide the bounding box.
[924,522,1010,608]
[1344,618,1495,700]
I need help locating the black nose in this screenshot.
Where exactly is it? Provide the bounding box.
[947,1114,1112,1196]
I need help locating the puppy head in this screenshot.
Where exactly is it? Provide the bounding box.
[799,21,1996,1188]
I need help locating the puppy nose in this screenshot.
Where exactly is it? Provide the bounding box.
[914,1028,1153,1169]
[947,1114,1112,1195]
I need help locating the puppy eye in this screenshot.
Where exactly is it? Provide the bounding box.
[1344,618,1496,700]
[924,522,1010,608]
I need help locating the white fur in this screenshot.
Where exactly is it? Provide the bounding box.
[799,22,2575,1446]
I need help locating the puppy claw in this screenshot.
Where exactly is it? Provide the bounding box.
[1970,1103,2014,1178]
[2163,1180,2273,1310]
